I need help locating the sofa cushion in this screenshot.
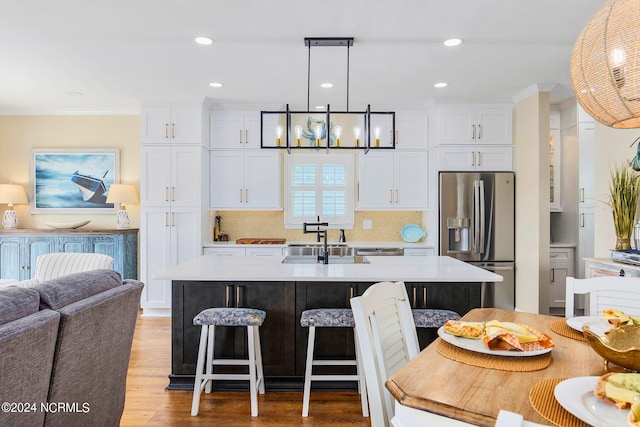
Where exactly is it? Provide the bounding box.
[0,286,40,325]
[30,269,123,310]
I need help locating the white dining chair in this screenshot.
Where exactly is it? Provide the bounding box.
[350,281,477,427]
[565,276,640,318]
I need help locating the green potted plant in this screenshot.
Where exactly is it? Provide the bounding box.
[609,164,640,250]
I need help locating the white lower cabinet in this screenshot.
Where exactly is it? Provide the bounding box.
[140,207,201,315]
[437,145,512,171]
[203,246,284,256]
[549,247,575,315]
[357,151,427,210]
[404,248,435,256]
[210,150,281,209]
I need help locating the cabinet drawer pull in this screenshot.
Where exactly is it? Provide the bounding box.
[423,288,427,307]
[389,190,393,203]
[245,130,248,144]
[395,130,398,145]
[477,151,481,166]
[236,286,241,307]
[477,124,482,139]
[245,189,248,203]
[171,212,175,226]
[171,187,175,202]
[472,124,476,139]
[412,287,417,309]
[165,212,169,226]
[580,213,585,227]
[395,189,399,203]
[171,123,175,139]
[349,286,355,300]
[579,188,585,203]
[240,189,243,202]
[550,268,555,282]
[165,123,169,139]
[165,187,169,202]
[225,285,231,307]
[471,151,475,166]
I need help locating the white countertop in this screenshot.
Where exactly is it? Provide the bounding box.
[155,255,503,283]
[202,240,434,249]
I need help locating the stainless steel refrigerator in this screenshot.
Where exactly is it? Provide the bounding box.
[439,172,515,310]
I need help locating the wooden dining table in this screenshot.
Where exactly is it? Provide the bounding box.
[386,308,609,427]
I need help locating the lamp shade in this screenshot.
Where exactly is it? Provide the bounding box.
[105,184,138,205]
[0,184,28,205]
[570,0,640,128]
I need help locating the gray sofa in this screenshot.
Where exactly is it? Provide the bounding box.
[0,269,144,427]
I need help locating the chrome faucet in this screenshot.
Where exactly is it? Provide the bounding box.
[303,219,329,264]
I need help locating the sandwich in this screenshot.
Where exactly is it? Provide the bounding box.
[442,320,484,339]
[594,372,640,409]
[482,320,554,351]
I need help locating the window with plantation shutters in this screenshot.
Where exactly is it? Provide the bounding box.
[284,153,354,228]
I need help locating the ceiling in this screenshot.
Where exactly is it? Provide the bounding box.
[0,0,604,115]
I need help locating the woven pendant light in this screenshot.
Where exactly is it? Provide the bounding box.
[570,0,640,128]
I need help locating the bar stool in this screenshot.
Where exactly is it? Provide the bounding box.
[300,308,368,417]
[191,307,266,417]
[412,308,460,328]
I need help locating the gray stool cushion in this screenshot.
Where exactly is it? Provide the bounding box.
[194,307,266,326]
[412,309,460,328]
[300,308,354,327]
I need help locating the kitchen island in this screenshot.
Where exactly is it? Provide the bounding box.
[156,255,502,391]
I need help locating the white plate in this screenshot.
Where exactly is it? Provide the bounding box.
[554,376,629,427]
[567,316,611,335]
[436,326,553,357]
[43,220,91,229]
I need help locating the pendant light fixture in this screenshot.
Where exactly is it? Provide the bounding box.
[571,0,640,128]
[260,37,395,151]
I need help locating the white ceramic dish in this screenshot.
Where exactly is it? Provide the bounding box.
[43,220,91,229]
[567,316,611,336]
[554,376,628,427]
[436,326,553,357]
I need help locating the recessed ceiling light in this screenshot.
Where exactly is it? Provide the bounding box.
[314,105,325,110]
[66,91,83,96]
[209,82,223,88]
[444,38,463,47]
[320,83,334,88]
[434,82,448,88]
[195,37,214,46]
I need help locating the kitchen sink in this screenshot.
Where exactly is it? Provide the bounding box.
[286,243,353,257]
[281,255,369,264]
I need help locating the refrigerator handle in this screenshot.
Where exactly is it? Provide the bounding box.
[473,180,480,254]
[479,179,485,254]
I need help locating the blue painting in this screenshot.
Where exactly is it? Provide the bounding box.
[31,149,119,213]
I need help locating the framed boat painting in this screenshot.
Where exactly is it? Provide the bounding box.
[30,149,120,213]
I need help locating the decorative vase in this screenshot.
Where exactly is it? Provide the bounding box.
[616,237,631,251]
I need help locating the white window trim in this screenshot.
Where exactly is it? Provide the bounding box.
[284,152,354,229]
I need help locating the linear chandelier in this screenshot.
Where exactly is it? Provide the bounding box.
[261,37,395,152]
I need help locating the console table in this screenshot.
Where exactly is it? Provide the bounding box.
[0,228,138,280]
[584,257,640,278]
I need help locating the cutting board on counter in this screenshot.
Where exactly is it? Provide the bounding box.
[235,238,286,244]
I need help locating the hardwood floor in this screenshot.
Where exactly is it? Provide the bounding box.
[121,312,371,426]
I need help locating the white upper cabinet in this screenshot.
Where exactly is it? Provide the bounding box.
[437,146,512,171]
[141,105,203,144]
[395,111,428,150]
[210,150,281,209]
[437,106,513,145]
[357,151,427,210]
[550,110,562,211]
[210,111,261,149]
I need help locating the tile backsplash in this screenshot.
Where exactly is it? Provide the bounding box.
[208,210,425,243]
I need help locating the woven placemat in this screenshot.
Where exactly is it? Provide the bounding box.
[529,378,590,427]
[550,318,587,342]
[435,340,551,372]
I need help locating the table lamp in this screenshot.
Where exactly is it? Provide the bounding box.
[106,184,138,228]
[0,184,28,229]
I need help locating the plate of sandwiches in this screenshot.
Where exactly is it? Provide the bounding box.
[554,373,640,427]
[438,320,555,357]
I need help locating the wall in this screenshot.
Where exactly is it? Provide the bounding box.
[593,124,640,255]
[514,91,550,314]
[207,210,425,243]
[0,116,140,229]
